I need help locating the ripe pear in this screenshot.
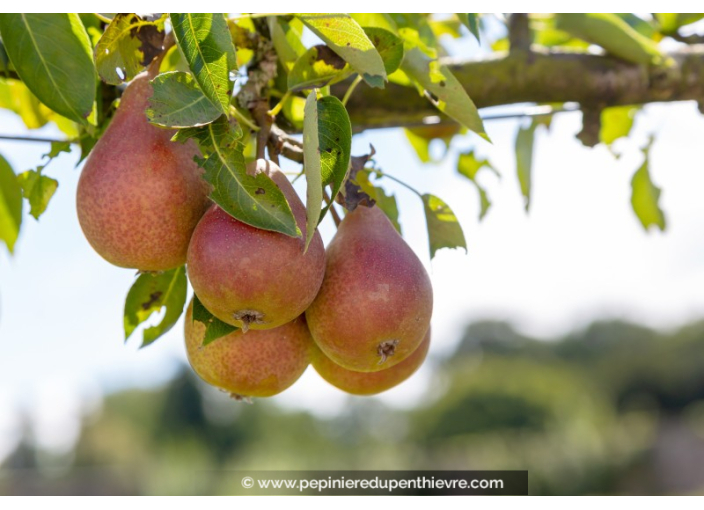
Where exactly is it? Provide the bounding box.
[76,71,210,271]
[186,159,326,331]
[312,328,431,396]
[306,205,433,372]
[184,299,312,398]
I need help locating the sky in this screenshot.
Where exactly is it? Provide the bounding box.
[3,25,704,461]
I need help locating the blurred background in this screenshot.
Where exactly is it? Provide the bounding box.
[3,15,704,495]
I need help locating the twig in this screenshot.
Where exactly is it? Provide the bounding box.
[341,75,363,107]
[323,189,342,228]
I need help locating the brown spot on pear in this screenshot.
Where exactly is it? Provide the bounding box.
[184,300,312,398]
[312,328,431,395]
[76,71,210,271]
[186,159,326,330]
[305,205,433,372]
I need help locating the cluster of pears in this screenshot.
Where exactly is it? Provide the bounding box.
[76,72,433,399]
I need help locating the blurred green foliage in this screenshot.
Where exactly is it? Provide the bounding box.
[4,318,704,495]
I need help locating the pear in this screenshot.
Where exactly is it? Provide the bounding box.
[306,205,433,372]
[184,300,312,398]
[186,159,326,331]
[312,328,431,396]
[76,71,210,271]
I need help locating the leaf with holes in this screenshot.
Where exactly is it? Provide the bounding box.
[288,45,351,92]
[0,154,22,254]
[170,13,237,114]
[191,117,300,236]
[193,294,239,346]
[401,47,488,140]
[0,14,96,124]
[297,13,387,88]
[631,140,666,231]
[16,168,58,220]
[422,194,467,259]
[124,266,187,347]
[94,13,165,85]
[147,71,222,128]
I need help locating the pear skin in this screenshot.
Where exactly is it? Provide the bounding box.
[186,159,326,331]
[312,328,431,395]
[76,71,210,271]
[306,205,433,372]
[185,300,312,398]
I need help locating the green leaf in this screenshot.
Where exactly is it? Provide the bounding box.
[146,71,222,128]
[44,141,72,159]
[170,13,237,114]
[555,13,662,65]
[16,168,58,220]
[302,91,323,251]
[458,150,499,220]
[350,13,398,33]
[515,122,537,211]
[600,106,638,146]
[401,47,488,140]
[187,117,300,237]
[193,294,238,346]
[94,13,166,85]
[404,129,431,163]
[302,91,352,249]
[268,16,306,71]
[297,13,387,88]
[422,194,467,259]
[0,14,97,124]
[0,154,22,254]
[124,267,187,348]
[458,14,481,42]
[288,45,351,92]
[631,140,666,231]
[363,27,404,75]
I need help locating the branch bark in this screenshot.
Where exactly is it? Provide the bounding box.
[333,46,704,131]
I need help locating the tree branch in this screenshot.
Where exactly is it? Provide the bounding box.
[334,46,704,131]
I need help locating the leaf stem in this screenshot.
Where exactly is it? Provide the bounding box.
[371,169,423,198]
[93,13,112,23]
[230,106,260,132]
[268,90,291,117]
[341,75,363,107]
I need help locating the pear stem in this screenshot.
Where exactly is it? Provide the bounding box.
[323,189,342,228]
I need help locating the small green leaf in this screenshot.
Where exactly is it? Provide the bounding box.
[600,106,638,146]
[0,14,97,124]
[422,194,467,259]
[170,13,237,114]
[188,117,300,236]
[297,13,387,88]
[404,129,431,163]
[193,294,238,346]
[124,267,187,347]
[354,170,402,234]
[302,92,352,249]
[458,150,499,220]
[0,154,22,254]
[94,13,166,85]
[363,27,404,75]
[288,45,351,92]
[516,122,537,211]
[16,168,58,220]
[631,140,666,231]
[268,16,306,71]
[401,46,488,140]
[146,71,222,128]
[458,14,481,42]
[302,91,323,251]
[0,79,50,129]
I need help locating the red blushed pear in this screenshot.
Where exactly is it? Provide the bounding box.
[184,300,312,399]
[186,159,326,331]
[76,70,210,271]
[312,328,431,396]
[306,205,433,372]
